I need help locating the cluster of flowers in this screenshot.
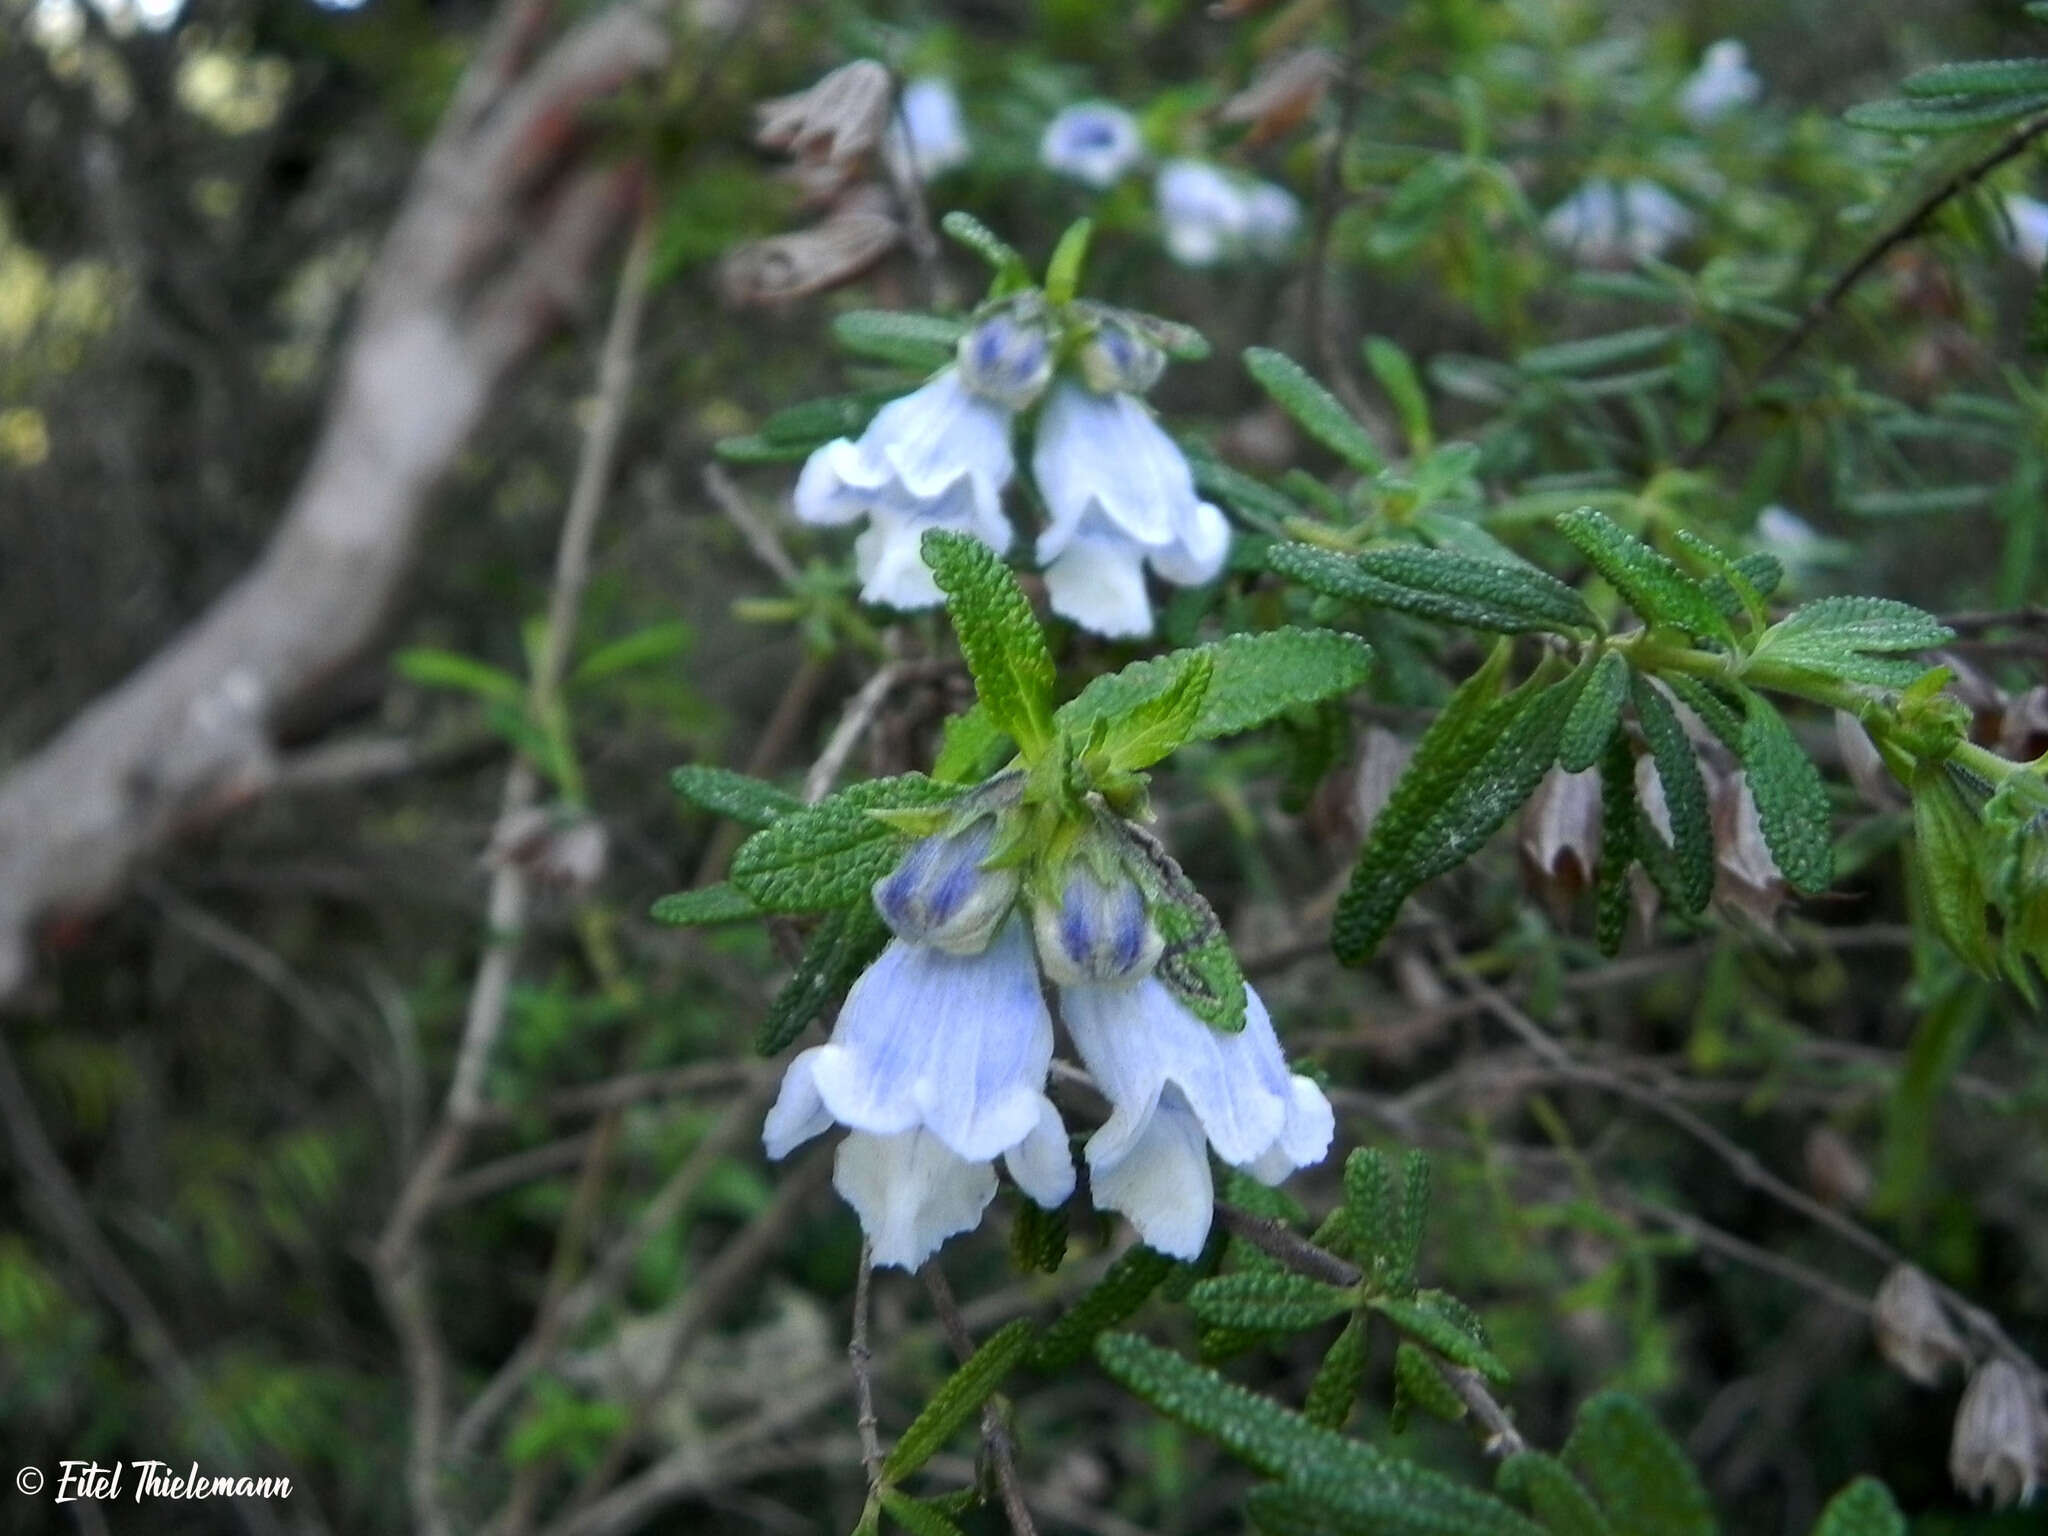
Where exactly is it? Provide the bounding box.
[795,304,1230,638]
[763,800,1333,1269]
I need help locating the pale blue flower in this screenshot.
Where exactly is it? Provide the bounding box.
[793,368,1016,609]
[1031,861,1160,988]
[1061,980,1333,1259]
[763,917,1073,1269]
[873,820,1020,955]
[2002,193,2048,269]
[955,310,1055,411]
[1679,40,1760,129]
[1542,178,1694,267]
[886,77,970,182]
[1040,102,1145,189]
[1031,381,1231,637]
[1243,181,1303,256]
[1156,159,1249,267]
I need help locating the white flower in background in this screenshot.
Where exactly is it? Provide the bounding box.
[1679,39,1761,128]
[1031,379,1232,637]
[1041,102,1145,188]
[1156,159,1252,266]
[794,313,1050,609]
[1542,178,1695,267]
[885,77,970,182]
[764,914,1074,1270]
[1754,504,1819,553]
[1243,181,1303,256]
[2001,193,2048,269]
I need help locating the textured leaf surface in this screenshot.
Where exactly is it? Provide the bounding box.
[1518,326,1676,376]
[1807,1477,1905,1536]
[1846,91,2048,133]
[1630,675,1714,914]
[1595,736,1637,957]
[1559,652,1628,772]
[1737,695,1834,893]
[878,1492,968,1536]
[1244,347,1386,471]
[1304,1315,1370,1430]
[931,704,1012,784]
[1661,675,1745,752]
[1498,1454,1614,1536]
[831,310,963,369]
[1562,1393,1716,1536]
[1393,1341,1471,1428]
[1902,58,2048,97]
[1751,597,1951,689]
[1097,1334,1544,1536]
[730,775,959,911]
[670,764,802,829]
[1372,1295,1509,1383]
[1266,543,1597,636]
[925,530,1055,754]
[1186,1271,1355,1333]
[649,883,759,926]
[882,1318,1035,1481]
[1031,1245,1178,1371]
[1098,650,1214,773]
[1058,628,1373,746]
[755,902,889,1056]
[1556,509,1729,639]
[1342,1148,1398,1277]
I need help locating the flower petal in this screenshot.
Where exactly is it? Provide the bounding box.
[1087,1091,1214,1260]
[1042,534,1154,639]
[1032,385,1183,555]
[1003,1097,1077,1208]
[1148,498,1231,587]
[762,1047,835,1159]
[1248,1076,1336,1184]
[835,1130,998,1270]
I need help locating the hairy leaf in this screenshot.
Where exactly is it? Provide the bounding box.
[671,764,803,829]
[1498,1454,1614,1536]
[1244,347,1386,471]
[1517,326,1676,376]
[1595,735,1638,957]
[1393,1341,1471,1427]
[1304,1315,1371,1431]
[1562,1392,1716,1536]
[831,309,965,370]
[1372,1295,1510,1383]
[1750,597,1952,689]
[1032,1246,1179,1371]
[1186,1271,1355,1333]
[1555,509,1730,640]
[882,1318,1036,1482]
[1808,1477,1906,1536]
[924,530,1055,755]
[1846,91,2048,133]
[1097,651,1215,773]
[1266,543,1597,636]
[878,1491,968,1536]
[649,883,760,926]
[1559,652,1628,773]
[1630,674,1714,915]
[730,774,959,911]
[931,704,1012,784]
[1058,628,1373,748]
[1737,694,1834,894]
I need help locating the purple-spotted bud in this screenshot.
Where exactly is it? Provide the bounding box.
[1076,319,1166,398]
[958,311,1054,410]
[1950,1359,2046,1509]
[872,820,1020,954]
[1031,860,1161,987]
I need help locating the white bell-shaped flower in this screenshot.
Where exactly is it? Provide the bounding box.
[1032,859,1161,988]
[793,368,1016,610]
[886,77,970,182]
[1243,181,1303,257]
[873,819,1020,955]
[2002,193,2048,270]
[1061,979,1333,1258]
[1541,178,1694,267]
[1679,40,1761,128]
[1031,381,1231,637]
[1155,159,1251,267]
[763,917,1073,1268]
[1040,102,1145,189]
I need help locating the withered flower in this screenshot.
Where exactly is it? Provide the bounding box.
[1520,766,1601,910]
[1873,1264,1968,1387]
[1950,1359,2046,1508]
[755,60,893,170]
[1217,48,1339,147]
[717,187,899,307]
[1711,768,1789,928]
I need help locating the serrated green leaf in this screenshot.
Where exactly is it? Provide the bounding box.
[1393,1341,1471,1427]
[755,902,889,1056]
[1244,348,1386,472]
[932,704,1012,785]
[924,530,1055,756]
[1247,1482,1542,1536]
[831,310,965,370]
[730,774,960,911]
[882,1318,1035,1482]
[1266,544,1598,636]
[1808,1477,1906,1536]
[1750,597,1952,690]
[1903,58,2048,98]
[1498,1454,1614,1536]
[756,391,888,449]
[649,883,759,926]
[1304,1315,1371,1430]
[1093,651,1214,773]
[1630,674,1714,915]
[1343,1147,1398,1273]
[1186,1271,1356,1333]
[1661,676,1746,752]
[1910,763,1999,973]
[878,1491,968,1536]
[1555,509,1729,640]
[1673,529,1769,632]
[1031,1246,1177,1371]
[395,647,525,707]
[670,764,803,828]
[1394,1151,1431,1292]
[1010,1200,1068,1275]
[1595,735,1637,957]
[1096,1334,1544,1536]
[1562,1392,1715,1536]
[940,211,1029,283]
[1058,628,1373,747]
[1846,92,2048,133]
[1372,1295,1510,1383]
[1333,670,1582,964]
[1188,453,1308,536]
[1517,326,1676,377]
[1737,694,1834,893]
[1559,653,1628,773]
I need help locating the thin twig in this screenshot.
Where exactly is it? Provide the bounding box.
[804,660,904,804]
[851,1242,886,1487]
[924,1264,1039,1536]
[703,461,801,587]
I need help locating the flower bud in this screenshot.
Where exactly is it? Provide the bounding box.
[1873,1264,1967,1387]
[1521,766,1601,908]
[872,820,1020,954]
[958,311,1054,410]
[1031,859,1161,987]
[1950,1359,2047,1509]
[1076,319,1166,398]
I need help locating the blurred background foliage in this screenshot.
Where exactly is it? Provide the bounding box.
[1,0,2045,1533]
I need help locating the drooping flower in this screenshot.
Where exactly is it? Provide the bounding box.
[2001,193,2048,270]
[1949,1359,2047,1509]
[763,916,1074,1269]
[1031,855,1163,989]
[1030,365,1232,638]
[1678,39,1761,128]
[1242,181,1303,257]
[874,816,1022,954]
[885,77,971,182]
[1062,979,1334,1259]
[1155,159,1251,267]
[1542,178,1694,267]
[1040,102,1145,189]
[794,313,1050,609]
